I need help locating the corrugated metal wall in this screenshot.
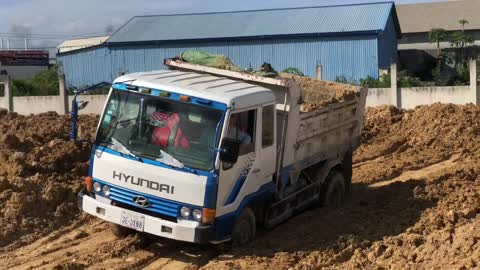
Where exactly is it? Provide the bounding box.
[378,13,398,70]
[58,35,379,88]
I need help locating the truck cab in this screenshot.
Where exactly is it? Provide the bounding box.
[78,69,279,244]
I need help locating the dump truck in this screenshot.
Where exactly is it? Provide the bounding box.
[76,58,367,245]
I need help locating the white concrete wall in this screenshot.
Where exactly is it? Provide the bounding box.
[14,96,64,115]
[0,95,107,115]
[401,86,471,108]
[68,95,107,115]
[366,88,391,107]
[367,86,474,109]
[5,86,478,115]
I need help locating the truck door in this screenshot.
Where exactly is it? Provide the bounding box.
[216,105,276,217]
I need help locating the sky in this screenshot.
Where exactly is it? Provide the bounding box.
[0,0,447,52]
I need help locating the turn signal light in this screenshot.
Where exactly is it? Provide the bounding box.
[85,176,93,192]
[179,95,190,102]
[202,208,216,224]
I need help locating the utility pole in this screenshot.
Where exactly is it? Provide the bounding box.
[24,38,28,50]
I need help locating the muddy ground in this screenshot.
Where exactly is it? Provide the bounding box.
[0,103,479,269]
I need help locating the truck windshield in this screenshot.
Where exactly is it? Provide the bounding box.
[96,89,224,171]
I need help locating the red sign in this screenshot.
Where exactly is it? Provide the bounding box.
[0,50,49,66]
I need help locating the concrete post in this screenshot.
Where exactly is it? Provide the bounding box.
[390,62,400,107]
[470,59,479,105]
[316,65,323,80]
[0,75,13,112]
[58,73,69,114]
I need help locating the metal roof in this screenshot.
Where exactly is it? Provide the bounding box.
[113,70,275,108]
[107,2,400,44]
[397,0,480,34]
[57,36,109,53]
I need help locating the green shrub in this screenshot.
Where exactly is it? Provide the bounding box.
[281,67,305,76]
[398,71,423,87]
[359,72,426,88]
[12,65,59,96]
[335,76,349,84]
[360,74,391,88]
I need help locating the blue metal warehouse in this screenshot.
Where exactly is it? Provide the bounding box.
[58,2,401,88]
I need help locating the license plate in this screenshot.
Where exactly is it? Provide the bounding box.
[120,210,145,232]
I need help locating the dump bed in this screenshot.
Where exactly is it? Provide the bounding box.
[164,59,367,171]
[285,74,367,170]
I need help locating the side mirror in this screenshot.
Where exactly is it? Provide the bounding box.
[219,138,240,164]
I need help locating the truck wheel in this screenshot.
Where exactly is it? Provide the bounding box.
[342,150,353,194]
[322,171,346,208]
[231,208,256,247]
[110,223,134,238]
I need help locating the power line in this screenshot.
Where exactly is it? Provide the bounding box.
[0,31,112,38]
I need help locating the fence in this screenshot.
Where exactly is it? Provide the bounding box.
[0,74,106,115]
[367,60,479,109]
[0,60,479,115]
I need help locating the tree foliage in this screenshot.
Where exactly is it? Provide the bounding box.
[12,65,59,96]
[281,67,305,76]
[428,28,448,46]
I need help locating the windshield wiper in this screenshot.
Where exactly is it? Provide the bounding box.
[157,150,184,169]
[97,138,143,161]
[129,150,159,160]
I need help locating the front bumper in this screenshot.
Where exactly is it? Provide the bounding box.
[78,190,213,243]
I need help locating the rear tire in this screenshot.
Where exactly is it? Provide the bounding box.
[110,223,134,238]
[231,208,256,247]
[322,171,346,208]
[342,150,353,194]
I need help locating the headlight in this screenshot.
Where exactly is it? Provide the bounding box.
[192,209,202,221]
[180,206,190,218]
[93,182,102,192]
[102,185,111,196]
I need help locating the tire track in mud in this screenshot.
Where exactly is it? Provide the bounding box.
[0,216,219,270]
[369,154,461,188]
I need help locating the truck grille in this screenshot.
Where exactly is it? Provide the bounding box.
[108,185,179,218]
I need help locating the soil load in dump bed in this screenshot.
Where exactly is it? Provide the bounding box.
[280,73,361,112]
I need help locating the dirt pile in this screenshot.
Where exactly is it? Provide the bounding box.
[0,110,98,249]
[280,74,360,112]
[354,103,480,184]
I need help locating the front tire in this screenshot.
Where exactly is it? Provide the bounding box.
[110,223,134,238]
[322,171,346,208]
[231,208,256,247]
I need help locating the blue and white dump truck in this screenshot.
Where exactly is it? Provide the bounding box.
[77,59,367,245]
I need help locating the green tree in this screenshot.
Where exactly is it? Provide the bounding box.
[12,65,60,96]
[450,31,474,49]
[458,19,469,32]
[449,19,473,85]
[428,28,448,74]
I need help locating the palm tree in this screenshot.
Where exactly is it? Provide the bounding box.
[429,28,448,58]
[429,28,448,74]
[458,19,469,32]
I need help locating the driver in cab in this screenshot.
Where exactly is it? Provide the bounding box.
[226,113,252,145]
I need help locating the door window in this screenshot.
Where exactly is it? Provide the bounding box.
[262,105,274,147]
[226,109,256,155]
